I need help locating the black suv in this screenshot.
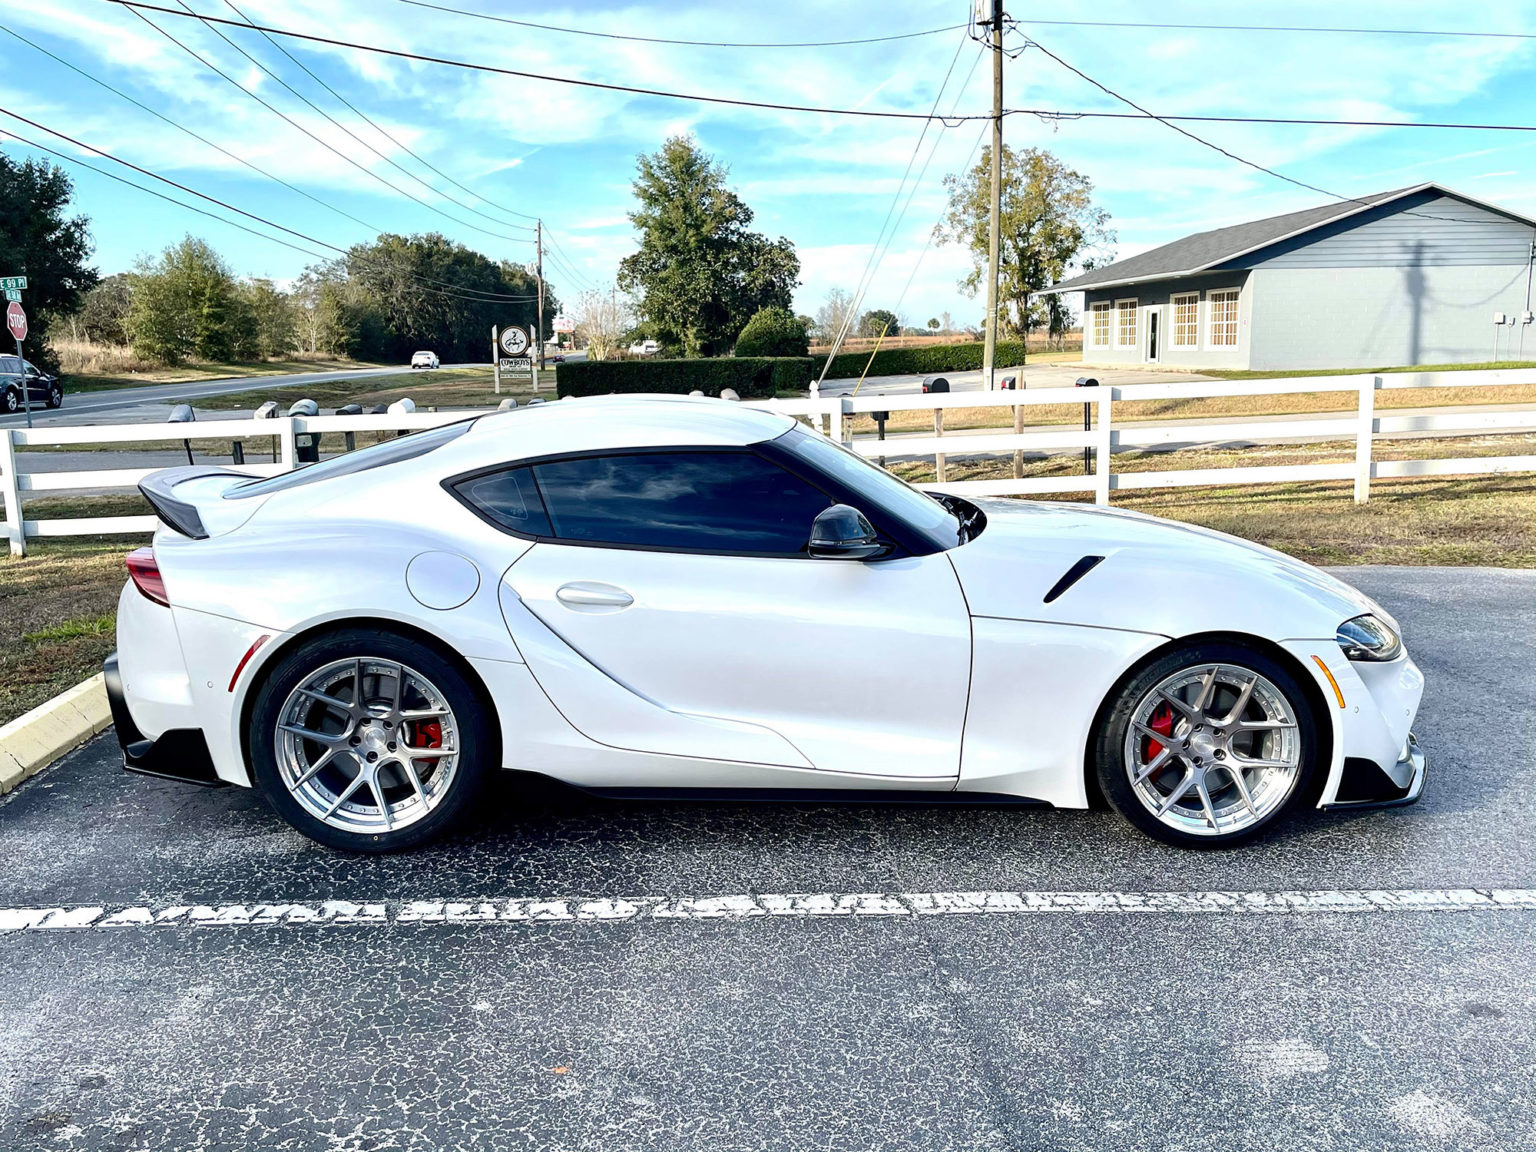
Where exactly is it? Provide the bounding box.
[0,356,62,414]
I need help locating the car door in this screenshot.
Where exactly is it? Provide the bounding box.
[469,448,973,782]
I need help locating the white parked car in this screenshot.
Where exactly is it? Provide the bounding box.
[627,339,660,357]
[410,350,439,369]
[107,396,1424,852]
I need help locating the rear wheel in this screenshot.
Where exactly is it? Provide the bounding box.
[1,387,17,414]
[1095,642,1320,847]
[248,629,493,852]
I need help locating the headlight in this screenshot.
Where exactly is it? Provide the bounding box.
[1336,614,1402,661]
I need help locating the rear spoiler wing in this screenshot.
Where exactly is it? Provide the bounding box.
[138,466,256,539]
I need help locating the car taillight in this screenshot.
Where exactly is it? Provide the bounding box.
[126,547,169,606]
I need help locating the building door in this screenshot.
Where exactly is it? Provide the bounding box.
[1145,308,1161,363]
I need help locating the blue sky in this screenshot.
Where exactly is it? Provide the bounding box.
[5,0,1536,327]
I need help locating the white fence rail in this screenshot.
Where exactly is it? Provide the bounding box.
[3,369,1535,556]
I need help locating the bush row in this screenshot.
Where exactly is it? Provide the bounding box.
[816,339,1028,380]
[555,340,1031,398]
[556,357,815,399]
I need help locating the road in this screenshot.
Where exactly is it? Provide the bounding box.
[2,566,1534,1150]
[817,361,1208,397]
[0,363,479,428]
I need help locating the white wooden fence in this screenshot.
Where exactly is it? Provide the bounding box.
[4,368,1535,556]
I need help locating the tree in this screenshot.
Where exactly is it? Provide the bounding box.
[734,306,808,357]
[343,232,555,362]
[858,308,899,339]
[77,273,134,345]
[574,286,633,361]
[0,155,97,372]
[927,317,940,333]
[813,287,856,345]
[618,136,799,357]
[935,145,1113,337]
[941,310,953,335]
[241,278,297,358]
[292,264,345,354]
[126,237,248,364]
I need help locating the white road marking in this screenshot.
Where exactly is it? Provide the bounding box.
[1,888,1535,934]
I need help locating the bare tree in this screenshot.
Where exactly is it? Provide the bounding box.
[575,286,633,361]
[813,287,856,345]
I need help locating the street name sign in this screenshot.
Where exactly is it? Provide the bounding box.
[0,276,27,292]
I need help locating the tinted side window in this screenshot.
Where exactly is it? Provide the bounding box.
[455,467,551,536]
[531,451,832,553]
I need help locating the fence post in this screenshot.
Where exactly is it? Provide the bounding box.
[1094,390,1113,506]
[933,407,947,484]
[1012,400,1025,479]
[1354,376,1377,504]
[278,417,298,472]
[1,427,23,557]
[839,396,853,447]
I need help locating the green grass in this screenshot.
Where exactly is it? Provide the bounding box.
[23,612,114,644]
[1202,360,1536,380]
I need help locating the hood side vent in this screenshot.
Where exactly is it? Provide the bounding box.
[1043,555,1106,604]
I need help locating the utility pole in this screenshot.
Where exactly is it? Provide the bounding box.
[982,0,1004,391]
[535,220,545,372]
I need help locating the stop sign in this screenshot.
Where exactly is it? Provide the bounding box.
[6,302,25,342]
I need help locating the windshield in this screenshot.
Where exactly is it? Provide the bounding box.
[224,419,475,499]
[775,424,961,549]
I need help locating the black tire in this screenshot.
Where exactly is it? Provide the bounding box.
[46,384,62,409]
[1,387,17,415]
[1094,640,1321,849]
[248,627,494,852]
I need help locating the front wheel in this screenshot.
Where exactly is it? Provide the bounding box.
[248,629,494,852]
[1,387,17,414]
[46,384,62,409]
[1095,642,1321,848]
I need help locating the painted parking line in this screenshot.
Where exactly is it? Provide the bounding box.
[2,888,1536,934]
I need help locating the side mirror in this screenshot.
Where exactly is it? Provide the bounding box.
[808,504,886,561]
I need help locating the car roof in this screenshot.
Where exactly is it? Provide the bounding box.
[446,394,798,470]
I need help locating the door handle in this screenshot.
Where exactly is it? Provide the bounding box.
[555,582,634,609]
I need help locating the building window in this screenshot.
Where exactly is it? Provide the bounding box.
[1208,288,1240,348]
[1115,299,1138,349]
[1171,293,1200,348]
[1089,301,1111,348]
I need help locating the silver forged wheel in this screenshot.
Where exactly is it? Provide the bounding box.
[275,657,460,835]
[1123,662,1302,838]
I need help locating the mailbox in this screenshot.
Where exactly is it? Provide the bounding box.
[497,397,518,411]
[719,388,741,402]
[921,376,950,394]
[999,375,1018,390]
[286,398,319,417]
[253,400,279,420]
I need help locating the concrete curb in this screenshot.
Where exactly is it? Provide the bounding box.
[0,674,112,796]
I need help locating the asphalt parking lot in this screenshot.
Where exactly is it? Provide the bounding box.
[1,566,1534,1150]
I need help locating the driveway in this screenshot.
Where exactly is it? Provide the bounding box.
[1,567,1533,1149]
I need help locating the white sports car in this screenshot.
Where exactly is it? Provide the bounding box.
[106,396,1425,851]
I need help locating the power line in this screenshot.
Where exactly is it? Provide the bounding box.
[0,21,386,239]
[127,3,536,245]
[817,30,981,387]
[218,0,538,227]
[1013,17,1536,40]
[105,2,998,123]
[102,4,1536,133]
[0,106,545,304]
[1017,33,1478,226]
[396,0,969,49]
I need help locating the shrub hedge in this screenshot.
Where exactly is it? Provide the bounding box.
[815,339,1028,380]
[557,356,814,399]
[556,340,1030,398]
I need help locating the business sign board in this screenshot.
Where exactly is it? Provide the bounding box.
[499,356,533,383]
[552,314,574,334]
[498,326,531,357]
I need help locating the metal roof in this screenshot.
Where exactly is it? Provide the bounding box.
[1040,183,1536,295]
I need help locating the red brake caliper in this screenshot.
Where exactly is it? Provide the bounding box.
[408,719,443,765]
[1144,702,1175,762]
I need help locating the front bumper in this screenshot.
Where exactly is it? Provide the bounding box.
[103,652,225,788]
[1324,732,1427,809]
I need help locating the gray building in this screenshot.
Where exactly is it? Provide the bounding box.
[1042,183,1536,372]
